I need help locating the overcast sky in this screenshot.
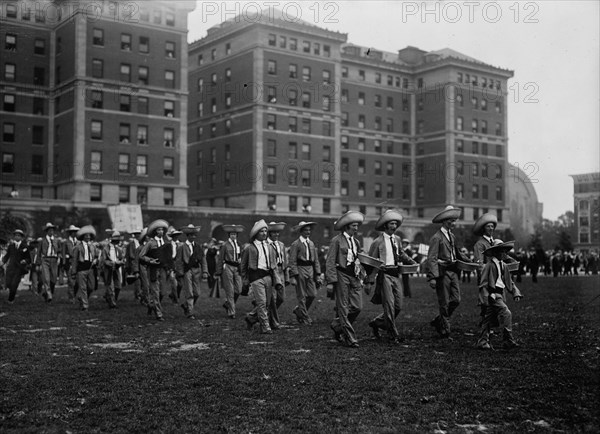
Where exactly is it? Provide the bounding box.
[186,0,600,221]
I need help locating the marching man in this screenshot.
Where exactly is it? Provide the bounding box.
[70,225,99,311]
[176,224,209,319]
[62,225,80,303]
[267,222,290,329]
[100,231,125,309]
[139,219,170,321]
[366,210,417,344]
[326,211,365,348]
[215,224,245,319]
[38,222,60,303]
[1,229,30,304]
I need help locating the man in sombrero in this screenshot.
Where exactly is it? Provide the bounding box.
[139,219,170,321]
[266,222,290,329]
[289,220,321,325]
[215,224,245,319]
[473,212,499,271]
[426,206,471,338]
[241,219,283,334]
[326,211,365,348]
[38,222,60,302]
[62,225,80,303]
[1,229,30,304]
[132,228,150,306]
[100,230,125,309]
[476,239,523,350]
[70,225,99,311]
[125,229,142,301]
[366,210,417,344]
[176,224,209,319]
[166,227,183,305]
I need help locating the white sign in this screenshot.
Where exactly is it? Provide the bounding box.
[107,204,143,233]
[418,243,429,256]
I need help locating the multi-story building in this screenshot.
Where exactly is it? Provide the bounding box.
[507,163,543,245]
[1,0,194,208]
[188,12,514,230]
[570,172,600,252]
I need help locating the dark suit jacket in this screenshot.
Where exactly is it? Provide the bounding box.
[240,242,283,287]
[479,259,523,304]
[368,234,415,266]
[473,236,493,265]
[289,237,321,278]
[71,242,99,271]
[62,237,78,263]
[216,240,241,274]
[325,233,361,284]
[269,239,290,282]
[100,243,125,269]
[38,236,60,263]
[2,242,30,276]
[175,242,208,276]
[426,229,469,280]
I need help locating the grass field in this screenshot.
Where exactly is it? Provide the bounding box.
[1,274,598,433]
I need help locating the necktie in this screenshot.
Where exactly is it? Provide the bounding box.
[449,231,456,261]
[305,240,311,261]
[349,237,356,263]
[390,236,400,265]
[49,238,55,256]
[157,238,162,247]
[261,242,270,268]
[233,241,238,262]
[190,242,194,255]
[84,242,89,261]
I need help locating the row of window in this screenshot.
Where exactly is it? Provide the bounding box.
[90,59,177,87]
[454,161,503,179]
[4,34,46,54]
[456,183,503,201]
[266,60,332,84]
[267,33,332,57]
[456,140,504,157]
[264,114,333,136]
[455,94,502,112]
[1,123,44,145]
[341,65,412,89]
[341,136,411,155]
[91,29,177,58]
[457,72,502,90]
[340,181,398,199]
[4,3,176,26]
[197,43,232,65]
[342,90,406,111]
[1,153,44,175]
[90,151,175,178]
[89,121,175,147]
[265,140,332,162]
[456,117,503,135]
[265,195,332,215]
[340,112,399,133]
[90,185,173,205]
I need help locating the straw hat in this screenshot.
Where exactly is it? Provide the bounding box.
[432,206,461,223]
[129,228,142,235]
[222,224,245,233]
[472,213,498,236]
[292,221,317,232]
[138,227,148,241]
[249,219,268,239]
[77,225,97,240]
[181,224,201,235]
[267,221,286,232]
[483,240,515,256]
[375,210,404,231]
[43,222,57,231]
[333,211,364,231]
[66,225,80,233]
[13,229,25,237]
[167,226,182,237]
[147,219,169,237]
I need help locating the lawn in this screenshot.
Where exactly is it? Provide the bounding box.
[1,274,598,433]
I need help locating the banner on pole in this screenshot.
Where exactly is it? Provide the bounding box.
[107,204,143,233]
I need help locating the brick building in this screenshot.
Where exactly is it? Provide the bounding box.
[1,0,194,208]
[188,12,514,232]
[570,172,600,252]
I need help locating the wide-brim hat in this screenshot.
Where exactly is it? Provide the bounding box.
[181,224,201,235]
[334,211,364,231]
[147,219,169,237]
[138,227,148,241]
[222,224,245,233]
[66,225,80,233]
[484,240,515,256]
[473,213,498,236]
[167,226,182,237]
[292,221,317,232]
[432,206,461,223]
[267,221,286,232]
[401,239,410,244]
[110,231,121,241]
[375,210,404,232]
[43,222,57,231]
[13,229,25,237]
[77,225,97,240]
[249,219,268,239]
[129,229,142,235]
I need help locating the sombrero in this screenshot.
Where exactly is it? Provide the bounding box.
[77,225,97,240]
[43,222,57,231]
[167,226,182,237]
[333,211,364,231]
[138,227,148,241]
[13,229,25,237]
[129,228,142,235]
[483,240,515,256]
[472,213,498,236]
[249,219,268,239]
[66,225,80,233]
[401,239,410,244]
[267,221,286,232]
[432,206,461,223]
[222,224,245,233]
[292,221,317,232]
[375,210,404,231]
[147,219,169,237]
[110,231,121,241]
[181,224,201,235]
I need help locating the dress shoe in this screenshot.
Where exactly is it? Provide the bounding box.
[476,342,494,350]
[368,320,381,340]
[330,324,343,342]
[261,329,273,335]
[157,316,165,322]
[347,341,359,348]
[222,302,228,312]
